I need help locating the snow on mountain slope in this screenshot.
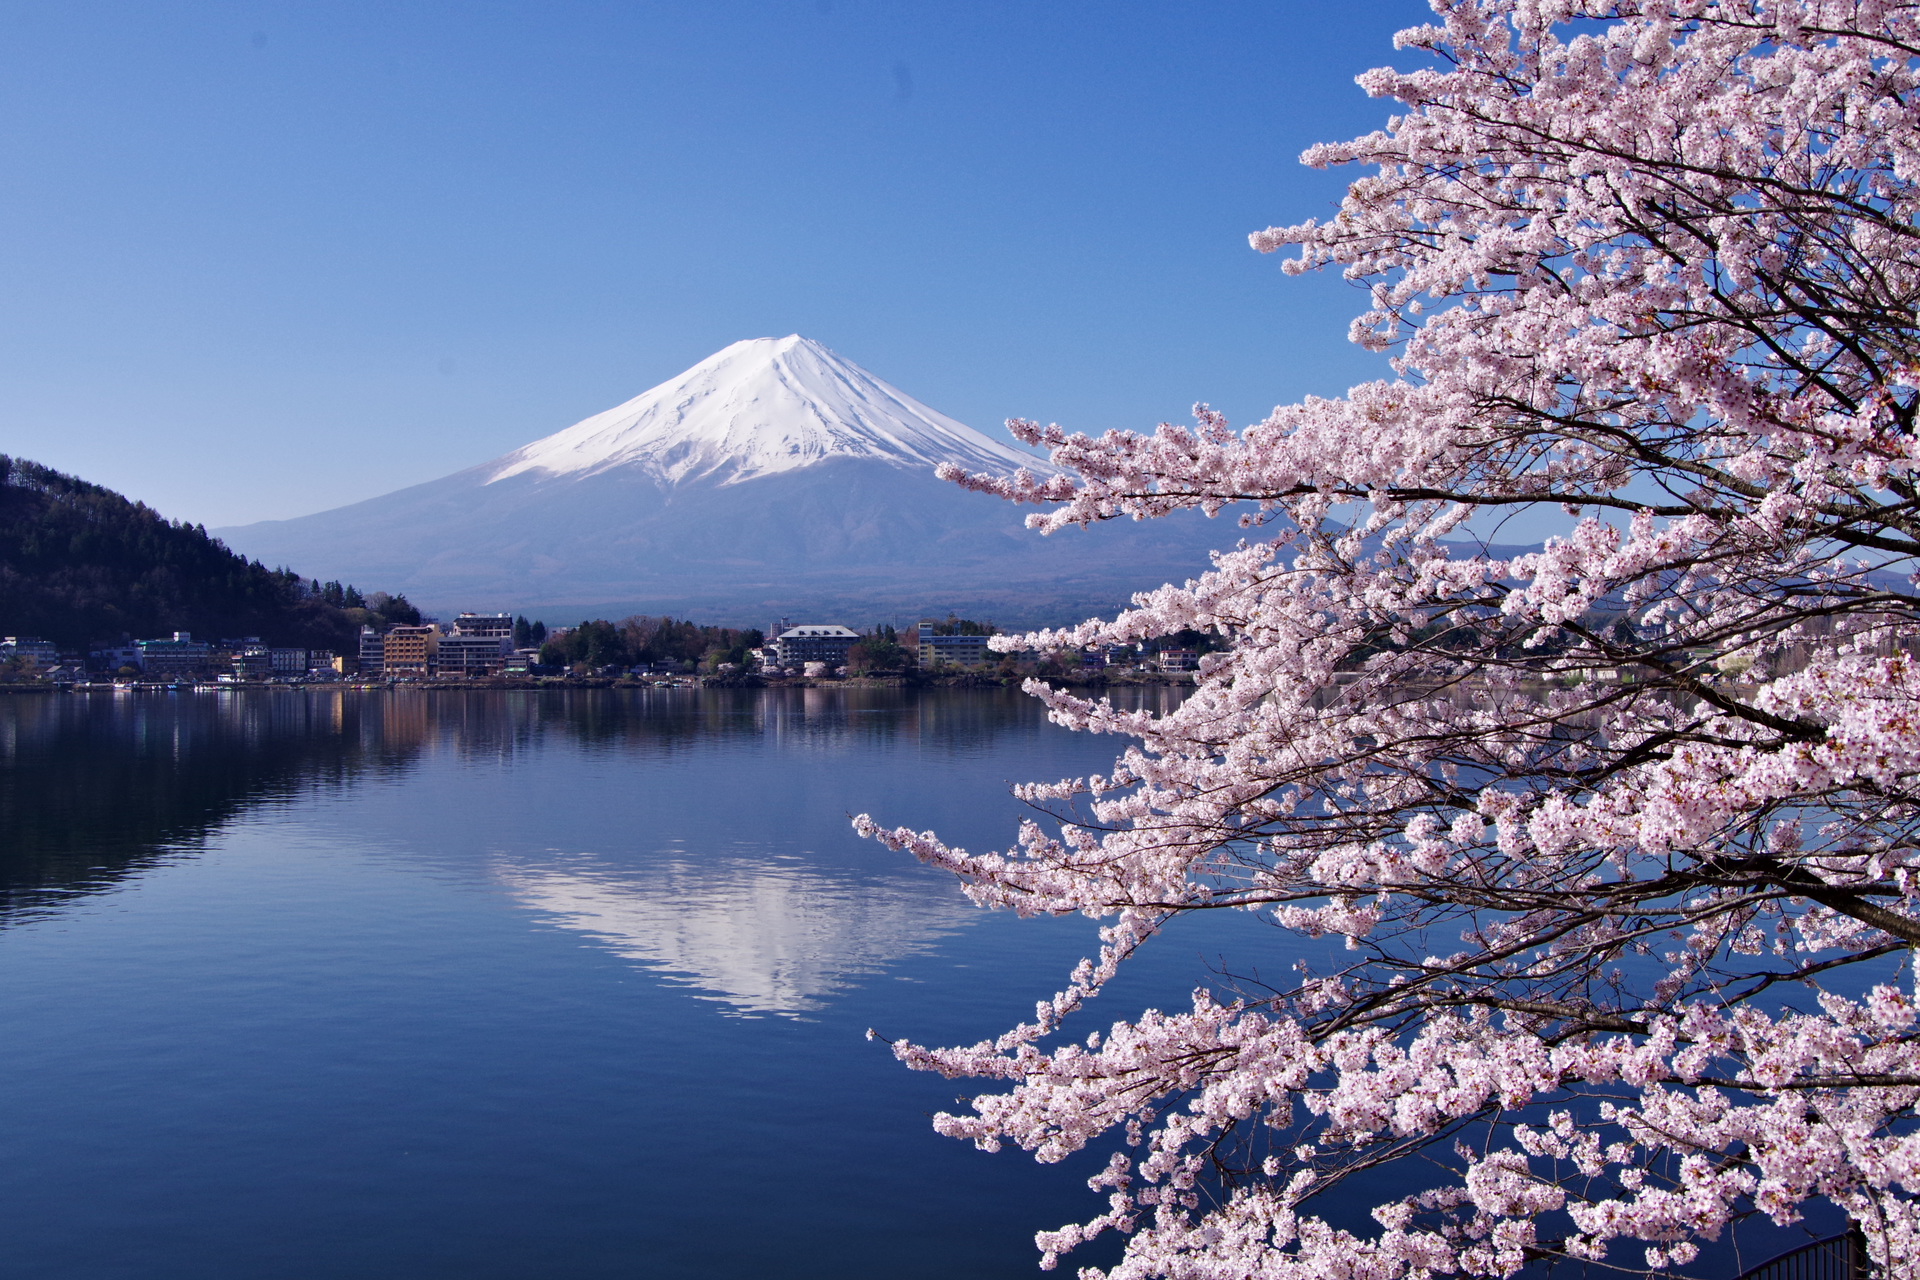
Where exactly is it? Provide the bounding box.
[214,336,1229,624]
[486,335,1045,488]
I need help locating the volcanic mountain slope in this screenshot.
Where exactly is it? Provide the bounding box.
[217,336,1235,625]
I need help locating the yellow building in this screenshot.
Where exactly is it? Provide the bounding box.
[381,625,438,676]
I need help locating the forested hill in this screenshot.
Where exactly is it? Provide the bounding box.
[0,455,401,650]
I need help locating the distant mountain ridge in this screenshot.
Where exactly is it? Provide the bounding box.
[0,455,387,649]
[217,337,1232,626]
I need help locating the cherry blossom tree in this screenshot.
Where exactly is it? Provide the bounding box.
[856,2,1920,1275]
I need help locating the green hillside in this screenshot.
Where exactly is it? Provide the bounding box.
[0,455,405,650]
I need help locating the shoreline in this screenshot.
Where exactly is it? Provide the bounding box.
[1,670,1196,695]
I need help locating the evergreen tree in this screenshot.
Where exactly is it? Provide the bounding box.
[0,455,393,649]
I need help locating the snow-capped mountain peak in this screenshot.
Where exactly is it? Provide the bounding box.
[485,335,1045,488]
[213,332,1227,623]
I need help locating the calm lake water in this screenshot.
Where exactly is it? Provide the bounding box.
[0,685,1274,1280]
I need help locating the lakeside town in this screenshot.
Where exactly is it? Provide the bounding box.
[0,612,1204,689]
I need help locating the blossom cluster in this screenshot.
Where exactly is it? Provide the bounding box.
[861,2,1920,1276]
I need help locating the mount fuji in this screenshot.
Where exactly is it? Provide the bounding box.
[215,336,1232,625]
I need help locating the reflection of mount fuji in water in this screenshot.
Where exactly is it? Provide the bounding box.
[494,851,969,1017]
[6,686,1172,1014]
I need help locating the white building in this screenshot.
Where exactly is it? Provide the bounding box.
[2,636,60,668]
[451,612,514,639]
[437,633,510,676]
[772,625,858,669]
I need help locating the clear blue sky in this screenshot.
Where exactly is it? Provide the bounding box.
[0,1,1431,528]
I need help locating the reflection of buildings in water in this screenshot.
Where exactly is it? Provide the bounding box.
[344,683,1184,768]
[0,690,419,921]
[493,852,972,1016]
[374,689,432,754]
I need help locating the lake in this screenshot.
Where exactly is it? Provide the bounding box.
[0,685,1269,1280]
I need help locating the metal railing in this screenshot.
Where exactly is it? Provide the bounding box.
[1734,1232,1868,1280]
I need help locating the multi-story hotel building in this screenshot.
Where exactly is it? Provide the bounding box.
[356,614,520,678]
[451,613,513,639]
[379,624,438,676]
[136,632,211,678]
[231,644,274,680]
[1,636,61,668]
[918,632,993,669]
[436,633,509,676]
[436,613,513,676]
[771,624,858,669]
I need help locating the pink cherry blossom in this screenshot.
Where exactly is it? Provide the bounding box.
[861,3,1920,1275]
